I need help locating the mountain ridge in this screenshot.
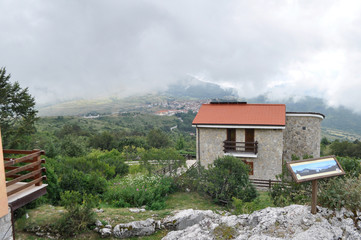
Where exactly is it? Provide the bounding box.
[37,80,361,141]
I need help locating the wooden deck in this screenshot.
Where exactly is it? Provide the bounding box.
[7,182,47,210]
[4,149,47,210]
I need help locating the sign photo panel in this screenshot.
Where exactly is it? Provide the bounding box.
[287,156,345,183]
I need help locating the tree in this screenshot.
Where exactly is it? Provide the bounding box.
[201,156,258,204]
[146,129,171,148]
[0,67,38,148]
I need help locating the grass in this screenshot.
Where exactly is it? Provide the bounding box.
[15,191,272,240]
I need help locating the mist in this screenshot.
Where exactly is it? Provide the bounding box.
[1,0,361,112]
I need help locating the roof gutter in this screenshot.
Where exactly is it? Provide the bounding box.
[192,124,285,130]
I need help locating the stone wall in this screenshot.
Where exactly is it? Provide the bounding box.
[0,207,13,240]
[283,114,323,161]
[197,127,283,180]
[248,129,283,180]
[197,128,226,167]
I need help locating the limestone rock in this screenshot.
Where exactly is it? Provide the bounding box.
[99,227,112,238]
[95,220,103,227]
[113,218,155,239]
[162,205,361,240]
[129,208,146,213]
[162,209,215,230]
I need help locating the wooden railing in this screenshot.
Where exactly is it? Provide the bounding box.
[249,178,291,189]
[223,141,258,154]
[3,149,46,197]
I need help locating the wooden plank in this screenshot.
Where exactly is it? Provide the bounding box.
[6,168,42,187]
[3,149,38,154]
[7,177,43,196]
[5,166,18,170]
[4,152,41,167]
[5,160,42,177]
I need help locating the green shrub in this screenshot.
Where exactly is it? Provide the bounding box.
[319,176,361,228]
[148,201,166,210]
[105,174,174,209]
[269,164,311,207]
[270,156,361,207]
[202,156,257,204]
[232,197,264,214]
[44,165,61,204]
[129,164,145,174]
[56,191,99,237]
[140,147,185,175]
[338,157,361,177]
[87,149,129,177]
[59,170,108,196]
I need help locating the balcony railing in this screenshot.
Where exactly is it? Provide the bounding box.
[223,141,258,154]
[4,149,46,197]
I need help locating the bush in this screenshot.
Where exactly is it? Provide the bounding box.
[201,156,257,204]
[338,157,361,177]
[319,176,361,228]
[59,170,108,196]
[87,149,129,178]
[57,191,99,237]
[140,147,185,175]
[104,174,175,210]
[270,156,361,207]
[269,164,311,207]
[232,197,262,214]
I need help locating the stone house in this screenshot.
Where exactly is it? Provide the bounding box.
[192,102,324,180]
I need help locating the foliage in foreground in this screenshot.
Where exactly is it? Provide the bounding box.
[318,176,361,228]
[232,192,274,215]
[104,174,175,210]
[270,156,361,228]
[269,156,361,207]
[56,191,99,237]
[178,156,258,205]
[202,156,258,204]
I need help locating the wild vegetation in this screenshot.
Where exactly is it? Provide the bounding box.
[269,154,361,228]
[2,69,361,238]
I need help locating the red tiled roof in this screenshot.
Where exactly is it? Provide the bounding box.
[192,103,286,126]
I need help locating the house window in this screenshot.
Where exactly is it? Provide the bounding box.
[243,160,254,175]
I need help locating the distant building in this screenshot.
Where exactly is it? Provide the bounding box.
[192,102,324,180]
[155,109,187,116]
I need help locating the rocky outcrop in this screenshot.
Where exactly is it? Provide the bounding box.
[162,205,361,240]
[162,209,215,230]
[95,205,361,239]
[113,218,156,239]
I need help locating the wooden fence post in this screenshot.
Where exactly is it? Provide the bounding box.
[311,180,318,214]
[33,151,42,186]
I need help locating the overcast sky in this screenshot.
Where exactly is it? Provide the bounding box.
[1,0,361,111]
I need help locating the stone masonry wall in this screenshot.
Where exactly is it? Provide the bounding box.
[197,127,283,180]
[283,115,323,161]
[197,128,226,167]
[0,207,13,240]
[243,129,284,180]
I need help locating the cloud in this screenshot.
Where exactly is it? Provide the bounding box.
[1,0,361,112]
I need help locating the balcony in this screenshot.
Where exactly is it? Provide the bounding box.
[4,149,47,210]
[223,141,258,158]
